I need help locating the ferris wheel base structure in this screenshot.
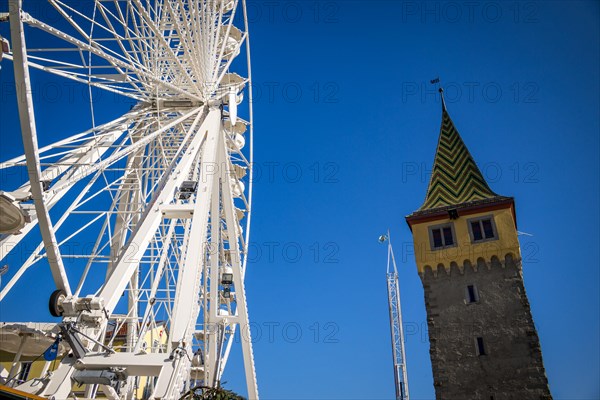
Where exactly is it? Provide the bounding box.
[0,0,259,398]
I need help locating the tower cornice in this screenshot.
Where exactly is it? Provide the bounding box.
[406,196,517,230]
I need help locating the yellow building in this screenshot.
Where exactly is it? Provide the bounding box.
[1,321,167,399]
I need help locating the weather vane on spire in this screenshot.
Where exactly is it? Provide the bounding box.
[430,77,446,109]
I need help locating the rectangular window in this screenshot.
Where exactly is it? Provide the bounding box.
[471,221,483,241]
[443,227,454,246]
[468,216,498,243]
[17,362,32,382]
[432,229,443,248]
[466,285,479,303]
[476,337,486,356]
[429,223,456,250]
[482,219,494,238]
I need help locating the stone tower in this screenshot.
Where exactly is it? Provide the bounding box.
[405,91,552,400]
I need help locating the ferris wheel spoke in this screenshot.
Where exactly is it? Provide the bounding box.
[131,219,179,352]
[219,133,258,394]
[165,0,204,80]
[212,17,238,83]
[73,190,132,297]
[0,125,134,269]
[26,55,147,99]
[0,125,117,169]
[48,107,200,195]
[209,1,227,70]
[101,1,159,75]
[50,0,150,81]
[23,14,149,75]
[19,14,201,100]
[131,0,198,90]
[95,4,144,71]
[0,108,193,294]
[83,107,211,317]
[50,0,161,83]
[48,0,147,78]
[0,165,106,302]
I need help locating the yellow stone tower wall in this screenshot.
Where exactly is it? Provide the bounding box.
[409,204,521,275]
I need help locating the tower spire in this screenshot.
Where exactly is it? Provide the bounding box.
[418,100,499,211]
[439,87,447,112]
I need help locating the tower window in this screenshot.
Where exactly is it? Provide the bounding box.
[476,337,486,356]
[468,216,498,243]
[428,223,456,250]
[465,284,479,303]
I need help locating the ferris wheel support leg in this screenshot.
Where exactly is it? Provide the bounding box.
[168,109,220,343]
[38,356,77,398]
[99,384,120,400]
[95,107,206,316]
[8,0,71,295]
[153,110,222,399]
[219,141,259,399]
[206,165,222,387]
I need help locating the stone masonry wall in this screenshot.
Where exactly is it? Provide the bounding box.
[421,257,552,400]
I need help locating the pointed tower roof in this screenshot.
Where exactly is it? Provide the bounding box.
[417,90,502,212]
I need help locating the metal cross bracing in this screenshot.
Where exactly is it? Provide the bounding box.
[0,0,258,399]
[384,232,409,400]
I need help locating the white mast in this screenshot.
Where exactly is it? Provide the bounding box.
[381,231,410,400]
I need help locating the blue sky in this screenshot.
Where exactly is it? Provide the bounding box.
[1,1,599,399]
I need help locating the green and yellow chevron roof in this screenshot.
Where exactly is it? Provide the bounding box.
[418,102,498,211]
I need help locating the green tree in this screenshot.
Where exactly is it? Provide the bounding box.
[179,384,245,400]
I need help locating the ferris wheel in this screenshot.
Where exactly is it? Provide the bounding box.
[0,0,258,399]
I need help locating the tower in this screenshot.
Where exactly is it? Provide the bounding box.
[405,91,552,399]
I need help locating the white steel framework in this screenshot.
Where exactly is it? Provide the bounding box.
[382,232,409,400]
[0,0,258,398]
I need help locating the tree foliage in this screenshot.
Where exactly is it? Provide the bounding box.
[179,385,245,400]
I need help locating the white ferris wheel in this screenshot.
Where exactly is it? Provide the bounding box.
[0,0,258,398]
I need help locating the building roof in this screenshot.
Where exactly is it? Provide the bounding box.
[417,94,500,212]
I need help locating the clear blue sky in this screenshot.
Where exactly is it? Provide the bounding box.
[0,1,598,399]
